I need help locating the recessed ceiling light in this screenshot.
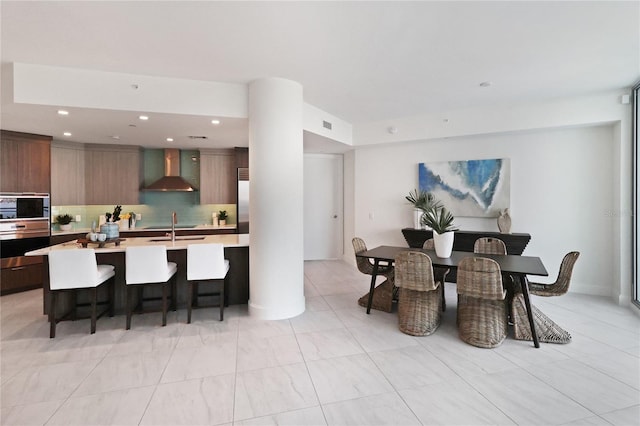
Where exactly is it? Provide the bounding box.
[111,135,120,140]
[63,132,72,137]
[479,81,492,87]
[139,115,149,121]
[57,110,69,115]
[211,119,221,125]
[166,138,174,142]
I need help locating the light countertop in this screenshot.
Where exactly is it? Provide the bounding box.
[27,234,250,256]
[51,224,237,236]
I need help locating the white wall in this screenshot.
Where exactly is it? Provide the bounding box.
[350,124,617,298]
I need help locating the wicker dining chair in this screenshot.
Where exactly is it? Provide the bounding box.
[423,238,449,311]
[474,236,514,317]
[353,237,396,312]
[457,256,508,348]
[395,251,442,336]
[528,251,580,297]
[473,237,507,255]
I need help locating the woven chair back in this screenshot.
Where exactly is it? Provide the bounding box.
[473,237,507,255]
[422,238,435,250]
[550,251,580,295]
[394,251,437,292]
[457,257,505,300]
[352,237,374,275]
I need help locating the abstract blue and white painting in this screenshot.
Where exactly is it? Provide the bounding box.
[419,159,510,217]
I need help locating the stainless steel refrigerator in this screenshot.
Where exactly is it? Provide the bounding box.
[237,168,249,233]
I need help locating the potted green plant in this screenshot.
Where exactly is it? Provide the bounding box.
[406,189,441,229]
[55,213,74,231]
[421,204,457,258]
[218,210,228,226]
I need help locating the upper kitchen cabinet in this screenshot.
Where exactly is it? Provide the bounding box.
[51,140,86,205]
[1,130,51,193]
[200,149,235,204]
[84,144,142,205]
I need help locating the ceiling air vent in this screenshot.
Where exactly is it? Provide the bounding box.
[188,135,208,139]
[322,120,332,130]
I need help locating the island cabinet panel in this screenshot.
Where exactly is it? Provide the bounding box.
[42,245,250,315]
[199,149,235,204]
[1,130,51,193]
[51,141,86,205]
[84,144,142,205]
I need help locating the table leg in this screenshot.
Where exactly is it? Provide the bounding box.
[519,275,540,348]
[366,260,380,314]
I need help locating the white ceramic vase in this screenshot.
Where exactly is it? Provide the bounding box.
[59,224,72,231]
[433,230,454,258]
[413,209,422,229]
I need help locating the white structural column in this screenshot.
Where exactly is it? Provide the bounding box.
[248,78,305,320]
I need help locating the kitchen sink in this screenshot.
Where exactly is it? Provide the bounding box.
[148,236,206,242]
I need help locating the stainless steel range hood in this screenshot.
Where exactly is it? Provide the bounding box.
[143,149,198,192]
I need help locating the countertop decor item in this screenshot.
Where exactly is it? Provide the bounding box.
[218,210,228,226]
[100,222,119,239]
[55,214,74,231]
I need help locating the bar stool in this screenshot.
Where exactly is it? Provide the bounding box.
[125,245,177,329]
[48,248,115,338]
[186,243,229,322]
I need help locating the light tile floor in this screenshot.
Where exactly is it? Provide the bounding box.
[1,259,639,425]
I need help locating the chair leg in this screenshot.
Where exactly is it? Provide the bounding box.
[187,281,193,324]
[90,287,97,334]
[49,291,57,338]
[126,286,132,330]
[162,282,168,327]
[441,284,446,312]
[219,278,225,321]
[193,282,199,307]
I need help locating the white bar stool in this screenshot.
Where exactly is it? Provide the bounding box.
[125,245,178,329]
[48,248,115,338]
[186,243,229,322]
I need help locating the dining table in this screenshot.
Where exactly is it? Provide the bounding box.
[356,245,549,348]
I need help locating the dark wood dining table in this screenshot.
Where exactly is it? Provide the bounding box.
[356,245,549,348]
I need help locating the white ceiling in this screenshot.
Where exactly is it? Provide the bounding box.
[1,1,638,151]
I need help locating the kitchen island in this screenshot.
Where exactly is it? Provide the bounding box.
[26,234,249,316]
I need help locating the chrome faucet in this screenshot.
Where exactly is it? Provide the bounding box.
[171,211,177,242]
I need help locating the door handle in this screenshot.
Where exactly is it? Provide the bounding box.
[333,215,338,218]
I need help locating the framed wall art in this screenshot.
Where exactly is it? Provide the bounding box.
[418,158,510,217]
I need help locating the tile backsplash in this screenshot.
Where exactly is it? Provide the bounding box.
[52,198,236,230]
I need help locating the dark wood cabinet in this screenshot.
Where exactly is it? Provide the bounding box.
[235,147,248,169]
[1,130,51,193]
[199,149,235,204]
[84,144,142,205]
[1,256,44,295]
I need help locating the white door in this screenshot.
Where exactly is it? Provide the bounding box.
[304,154,343,260]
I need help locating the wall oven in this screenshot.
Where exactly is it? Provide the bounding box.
[0,193,51,295]
[0,192,50,222]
